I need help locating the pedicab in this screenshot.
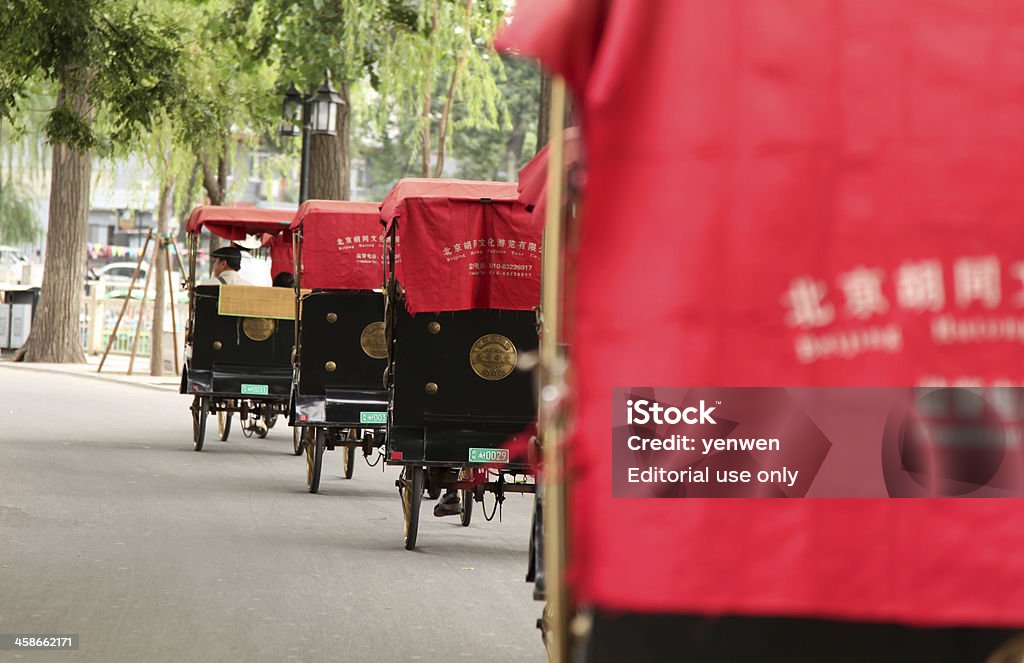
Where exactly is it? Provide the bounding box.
[181,206,297,451]
[381,178,541,550]
[287,200,388,493]
[499,2,1024,662]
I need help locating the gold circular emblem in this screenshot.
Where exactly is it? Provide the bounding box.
[360,322,387,359]
[427,321,441,334]
[212,341,222,351]
[326,312,338,323]
[243,318,276,342]
[425,382,439,395]
[325,361,337,372]
[469,334,517,381]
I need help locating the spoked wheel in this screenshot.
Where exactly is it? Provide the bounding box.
[218,410,232,441]
[400,466,424,551]
[459,489,473,527]
[191,396,209,452]
[306,427,324,494]
[292,426,304,456]
[265,414,278,429]
[342,446,355,479]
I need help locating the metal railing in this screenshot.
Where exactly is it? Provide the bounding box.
[80,280,185,358]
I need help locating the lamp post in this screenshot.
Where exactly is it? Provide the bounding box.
[279,71,344,203]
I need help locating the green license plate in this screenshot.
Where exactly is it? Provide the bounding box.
[469,447,509,464]
[241,384,269,396]
[359,411,387,425]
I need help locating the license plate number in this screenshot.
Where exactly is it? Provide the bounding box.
[468,447,509,464]
[359,411,387,425]
[241,384,269,396]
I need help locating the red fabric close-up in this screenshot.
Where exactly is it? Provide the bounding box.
[381,178,541,313]
[290,200,383,291]
[499,0,1024,628]
[184,206,294,241]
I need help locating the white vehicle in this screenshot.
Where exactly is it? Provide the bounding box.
[91,261,150,283]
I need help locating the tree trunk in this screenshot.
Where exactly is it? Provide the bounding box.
[537,72,552,152]
[200,152,225,206]
[149,176,174,377]
[432,57,466,178]
[338,81,351,199]
[200,146,229,259]
[419,89,432,178]
[177,160,200,247]
[308,130,344,200]
[432,0,474,178]
[15,81,92,363]
[505,119,526,182]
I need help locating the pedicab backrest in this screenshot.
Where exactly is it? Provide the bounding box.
[289,200,388,397]
[290,199,384,290]
[380,178,541,314]
[190,285,296,371]
[184,206,297,382]
[379,178,541,428]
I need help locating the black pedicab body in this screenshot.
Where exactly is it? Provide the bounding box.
[380,178,541,550]
[180,206,296,451]
[287,200,389,492]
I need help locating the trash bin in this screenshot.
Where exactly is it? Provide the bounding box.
[6,286,41,311]
[2,287,40,350]
[0,303,10,349]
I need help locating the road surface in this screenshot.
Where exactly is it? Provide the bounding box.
[0,367,543,662]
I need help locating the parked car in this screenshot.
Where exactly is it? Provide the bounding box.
[90,261,150,284]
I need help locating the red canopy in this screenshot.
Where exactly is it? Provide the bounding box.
[380,178,520,231]
[519,130,585,340]
[517,126,582,216]
[380,178,539,313]
[500,0,1024,629]
[185,206,294,241]
[290,200,384,290]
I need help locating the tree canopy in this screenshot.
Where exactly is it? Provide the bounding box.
[0,0,185,152]
[0,0,538,362]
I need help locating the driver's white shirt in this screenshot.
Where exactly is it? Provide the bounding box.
[199,270,251,286]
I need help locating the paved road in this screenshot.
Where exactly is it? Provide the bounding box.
[0,368,544,662]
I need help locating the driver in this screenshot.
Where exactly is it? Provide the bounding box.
[200,245,251,286]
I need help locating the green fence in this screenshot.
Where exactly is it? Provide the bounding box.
[100,330,151,356]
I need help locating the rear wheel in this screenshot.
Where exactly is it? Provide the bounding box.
[460,490,473,527]
[401,466,423,550]
[218,410,232,441]
[306,427,324,493]
[192,396,208,452]
[292,426,304,456]
[265,414,278,429]
[342,446,355,479]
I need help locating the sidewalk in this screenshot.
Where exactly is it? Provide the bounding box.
[0,352,181,392]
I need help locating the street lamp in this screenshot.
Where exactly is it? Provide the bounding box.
[309,75,343,136]
[279,83,303,137]
[279,72,345,203]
